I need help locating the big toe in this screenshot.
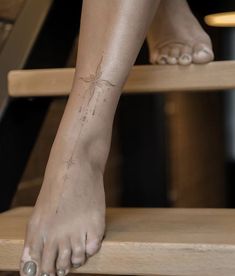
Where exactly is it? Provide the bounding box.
[192,43,214,64]
[20,226,43,276]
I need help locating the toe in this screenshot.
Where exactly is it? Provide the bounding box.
[85,232,102,258]
[192,43,214,64]
[41,239,58,276]
[56,239,72,276]
[178,45,192,65]
[149,47,161,64]
[71,237,86,268]
[21,260,38,276]
[156,47,170,65]
[20,225,43,276]
[168,46,181,65]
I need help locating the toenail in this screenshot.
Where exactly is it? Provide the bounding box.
[57,269,65,276]
[168,57,177,64]
[72,263,81,268]
[198,50,209,57]
[23,261,37,276]
[158,56,167,64]
[181,54,190,60]
[41,273,50,276]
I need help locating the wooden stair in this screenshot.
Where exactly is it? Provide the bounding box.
[3,61,235,275]
[8,61,235,97]
[1,207,235,275]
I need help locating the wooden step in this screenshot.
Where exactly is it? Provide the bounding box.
[8,61,235,97]
[1,207,235,275]
[205,12,235,27]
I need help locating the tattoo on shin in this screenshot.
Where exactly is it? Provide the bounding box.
[56,57,115,212]
[79,56,115,117]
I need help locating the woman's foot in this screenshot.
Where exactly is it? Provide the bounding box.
[147,0,214,65]
[21,151,105,276]
[19,65,110,276]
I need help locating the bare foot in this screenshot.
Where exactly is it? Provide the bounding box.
[20,151,105,276]
[147,0,214,65]
[19,57,114,276]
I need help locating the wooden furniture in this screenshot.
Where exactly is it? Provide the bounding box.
[1,207,235,276]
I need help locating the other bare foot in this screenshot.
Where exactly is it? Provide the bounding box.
[147,0,214,65]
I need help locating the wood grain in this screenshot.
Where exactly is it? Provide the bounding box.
[1,207,235,275]
[8,61,235,97]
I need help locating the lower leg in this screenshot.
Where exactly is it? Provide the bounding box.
[147,0,214,65]
[20,1,160,276]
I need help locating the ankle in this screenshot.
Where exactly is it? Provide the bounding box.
[78,133,111,173]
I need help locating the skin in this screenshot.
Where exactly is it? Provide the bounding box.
[20,1,214,276]
[147,0,214,65]
[20,1,160,276]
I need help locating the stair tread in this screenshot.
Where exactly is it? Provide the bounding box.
[1,207,235,275]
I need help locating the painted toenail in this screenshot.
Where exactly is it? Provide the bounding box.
[57,269,65,276]
[23,261,37,276]
[72,263,81,268]
[41,273,50,276]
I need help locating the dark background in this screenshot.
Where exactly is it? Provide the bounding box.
[1,0,235,211]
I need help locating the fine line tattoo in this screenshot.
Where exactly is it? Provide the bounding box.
[65,156,76,169]
[78,56,115,117]
[56,56,115,213]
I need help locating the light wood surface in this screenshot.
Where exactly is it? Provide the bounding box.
[8,61,235,97]
[1,207,235,275]
[205,12,235,27]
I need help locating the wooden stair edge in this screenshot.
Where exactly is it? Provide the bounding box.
[1,207,235,275]
[8,60,235,97]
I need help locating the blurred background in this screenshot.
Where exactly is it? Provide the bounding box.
[0,0,235,213]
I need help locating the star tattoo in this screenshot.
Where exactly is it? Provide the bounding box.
[65,156,76,169]
[79,56,115,104]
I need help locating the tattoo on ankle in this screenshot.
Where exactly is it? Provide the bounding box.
[58,56,115,202]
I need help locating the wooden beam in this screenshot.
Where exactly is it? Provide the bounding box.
[205,12,235,27]
[8,61,235,97]
[1,207,235,275]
